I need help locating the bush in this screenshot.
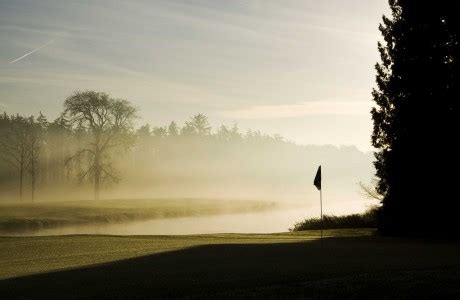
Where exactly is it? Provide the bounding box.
[290,206,378,231]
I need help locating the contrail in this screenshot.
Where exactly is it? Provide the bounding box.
[9,39,54,64]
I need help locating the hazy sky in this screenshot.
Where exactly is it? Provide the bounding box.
[0,0,388,151]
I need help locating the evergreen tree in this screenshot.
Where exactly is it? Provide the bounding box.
[217,125,231,142]
[185,114,211,136]
[26,115,46,202]
[0,114,29,200]
[167,121,179,136]
[372,1,460,235]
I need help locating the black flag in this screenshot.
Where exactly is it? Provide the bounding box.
[314,165,321,190]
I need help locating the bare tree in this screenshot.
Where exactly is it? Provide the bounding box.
[0,115,29,200]
[358,180,384,201]
[64,91,137,200]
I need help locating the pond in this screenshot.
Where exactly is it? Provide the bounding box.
[20,204,314,236]
[9,199,373,236]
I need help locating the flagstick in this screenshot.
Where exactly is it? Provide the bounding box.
[320,187,323,240]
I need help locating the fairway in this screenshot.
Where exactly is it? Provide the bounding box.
[1,229,460,298]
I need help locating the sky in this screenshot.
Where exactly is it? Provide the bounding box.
[0,0,389,151]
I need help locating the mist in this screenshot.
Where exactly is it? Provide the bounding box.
[0,108,376,236]
[0,112,375,201]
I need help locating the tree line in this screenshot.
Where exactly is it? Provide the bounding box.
[0,90,294,202]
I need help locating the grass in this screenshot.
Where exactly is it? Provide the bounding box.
[291,207,378,231]
[0,198,275,234]
[0,228,370,280]
[1,229,460,298]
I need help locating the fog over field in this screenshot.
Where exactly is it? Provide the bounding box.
[0,110,376,235]
[0,112,375,207]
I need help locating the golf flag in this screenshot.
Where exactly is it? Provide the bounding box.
[314,165,321,190]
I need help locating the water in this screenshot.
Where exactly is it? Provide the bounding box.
[8,199,375,236]
[19,205,313,236]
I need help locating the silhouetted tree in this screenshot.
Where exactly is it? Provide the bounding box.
[26,114,46,202]
[46,116,73,184]
[64,91,137,200]
[0,115,29,200]
[372,1,460,235]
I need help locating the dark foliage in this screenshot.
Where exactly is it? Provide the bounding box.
[290,207,378,231]
[372,1,460,236]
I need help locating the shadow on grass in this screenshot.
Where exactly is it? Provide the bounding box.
[1,236,460,298]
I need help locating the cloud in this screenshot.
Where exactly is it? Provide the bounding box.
[9,39,54,64]
[219,100,371,120]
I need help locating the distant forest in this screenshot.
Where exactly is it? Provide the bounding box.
[0,91,373,205]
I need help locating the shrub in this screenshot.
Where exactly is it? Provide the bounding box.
[290,206,378,231]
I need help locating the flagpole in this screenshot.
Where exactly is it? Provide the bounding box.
[313,165,322,240]
[320,187,323,240]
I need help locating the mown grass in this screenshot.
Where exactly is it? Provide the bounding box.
[1,229,460,298]
[0,228,371,280]
[291,207,378,231]
[0,198,275,234]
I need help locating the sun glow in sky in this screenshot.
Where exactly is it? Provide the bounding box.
[0,0,388,151]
